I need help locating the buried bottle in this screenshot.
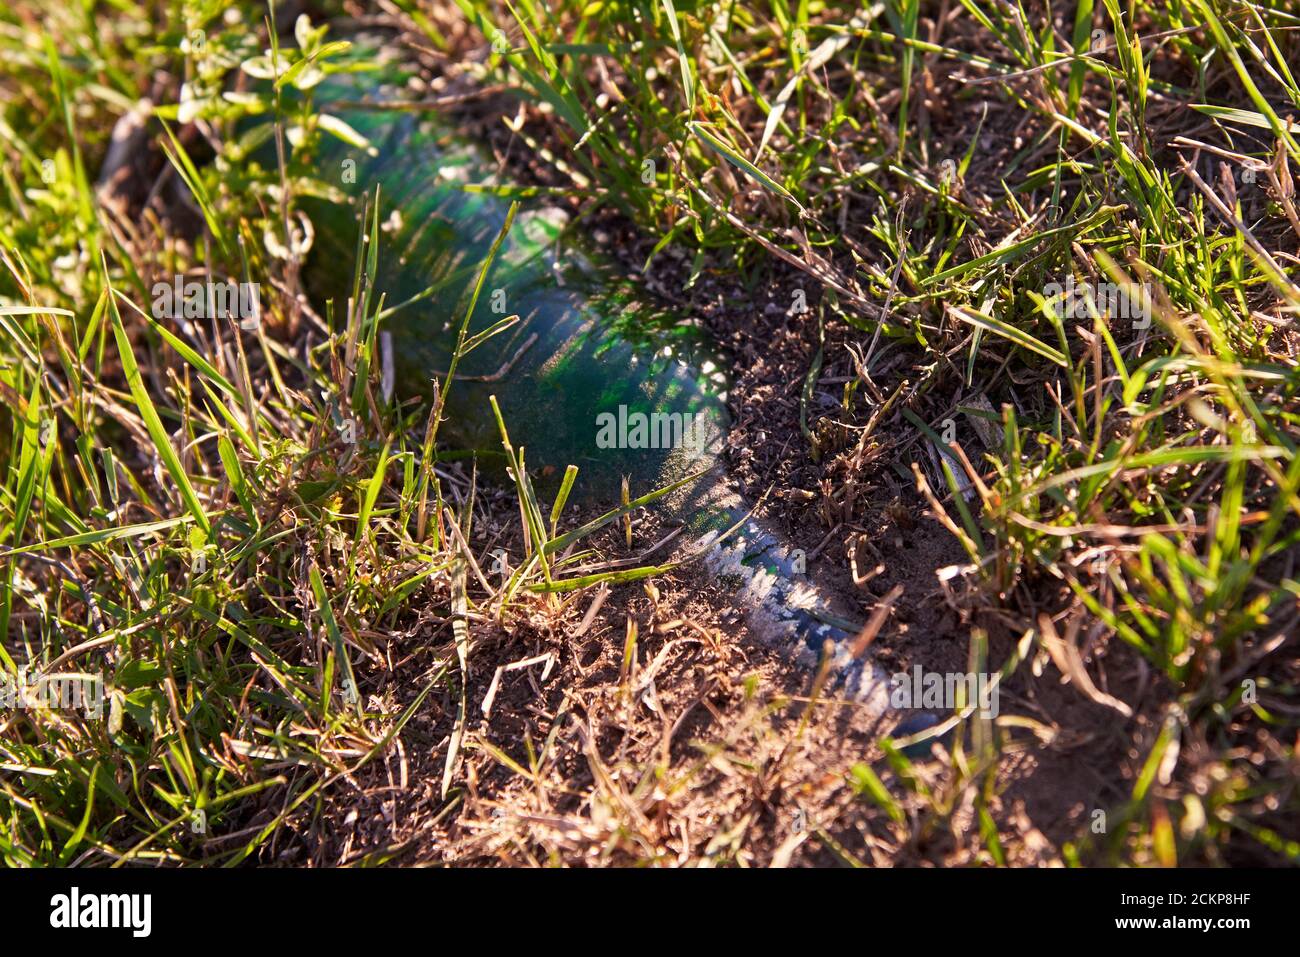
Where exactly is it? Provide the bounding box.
[290,47,887,703]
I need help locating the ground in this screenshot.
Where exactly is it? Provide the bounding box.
[0,0,1298,867]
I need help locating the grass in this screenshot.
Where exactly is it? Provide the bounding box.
[0,0,1297,866]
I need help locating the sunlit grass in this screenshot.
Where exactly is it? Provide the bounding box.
[1,0,1297,866]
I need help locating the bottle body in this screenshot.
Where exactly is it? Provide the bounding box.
[299,53,885,703]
